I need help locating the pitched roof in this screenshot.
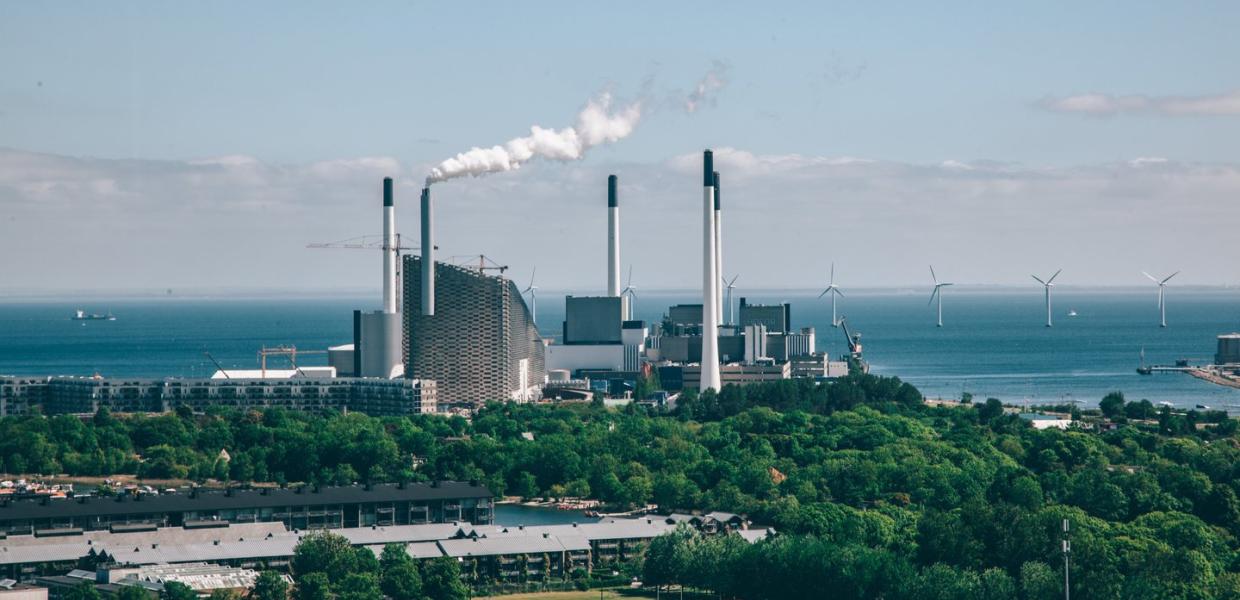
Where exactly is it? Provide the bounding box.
[0,482,490,522]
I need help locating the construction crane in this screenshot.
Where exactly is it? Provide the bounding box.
[203,351,229,379]
[449,254,509,275]
[257,345,326,378]
[306,234,418,253]
[837,317,863,359]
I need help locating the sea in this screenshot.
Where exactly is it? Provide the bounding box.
[2,287,1240,409]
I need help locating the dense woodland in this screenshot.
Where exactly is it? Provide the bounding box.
[3,375,1240,599]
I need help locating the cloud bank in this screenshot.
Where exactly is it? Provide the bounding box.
[1039,89,1240,116]
[2,147,1238,293]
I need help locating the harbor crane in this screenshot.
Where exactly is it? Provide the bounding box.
[838,317,863,359]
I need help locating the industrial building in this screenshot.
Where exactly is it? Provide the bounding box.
[402,256,544,410]
[0,376,436,417]
[0,482,493,537]
[1216,334,1240,367]
[542,176,648,387]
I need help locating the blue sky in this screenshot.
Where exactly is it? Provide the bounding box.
[2,2,1239,293]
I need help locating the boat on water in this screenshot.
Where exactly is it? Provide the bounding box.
[72,309,116,321]
[1067,309,1078,317]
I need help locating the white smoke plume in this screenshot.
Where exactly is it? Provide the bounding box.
[426,66,730,185]
[425,92,642,185]
[685,61,729,113]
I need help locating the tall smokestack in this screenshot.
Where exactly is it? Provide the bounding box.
[607,175,620,298]
[713,171,722,326]
[420,187,435,316]
[701,151,721,392]
[382,178,397,314]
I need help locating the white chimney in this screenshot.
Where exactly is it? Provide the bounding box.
[382,178,397,314]
[700,151,721,392]
[420,187,435,316]
[713,171,722,326]
[607,175,620,297]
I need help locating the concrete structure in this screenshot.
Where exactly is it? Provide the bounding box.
[1,376,435,417]
[0,482,493,537]
[353,311,403,379]
[0,378,44,417]
[561,296,623,345]
[607,174,620,298]
[1216,334,1240,366]
[342,177,405,380]
[713,171,723,325]
[0,585,45,600]
[402,256,544,409]
[681,362,790,389]
[743,325,768,364]
[700,151,721,392]
[738,299,791,333]
[420,187,435,317]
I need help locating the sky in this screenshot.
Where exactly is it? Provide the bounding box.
[2,1,1239,297]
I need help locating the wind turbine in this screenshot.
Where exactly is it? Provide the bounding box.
[1143,271,1179,328]
[928,265,953,328]
[522,267,538,324]
[1031,269,1061,328]
[621,265,637,321]
[818,262,844,327]
[723,275,739,326]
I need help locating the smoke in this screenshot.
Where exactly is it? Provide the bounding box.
[425,92,642,185]
[425,66,730,185]
[685,61,730,113]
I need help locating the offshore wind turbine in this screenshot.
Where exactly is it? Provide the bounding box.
[1143,271,1179,328]
[818,263,844,327]
[928,265,953,328]
[522,267,538,324]
[621,265,637,321]
[723,274,739,326]
[1031,269,1062,328]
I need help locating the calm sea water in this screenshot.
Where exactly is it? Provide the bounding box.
[493,504,598,526]
[2,288,1239,407]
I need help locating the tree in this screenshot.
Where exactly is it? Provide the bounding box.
[63,583,102,600]
[115,587,153,600]
[163,582,197,600]
[336,573,382,600]
[379,544,422,600]
[420,557,468,600]
[1019,561,1059,600]
[249,571,288,600]
[293,573,330,600]
[1099,392,1126,420]
[978,398,1004,423]
[292,532,362,580]
[381,562,423,600]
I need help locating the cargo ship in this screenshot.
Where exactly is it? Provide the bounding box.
[73,309,116,321]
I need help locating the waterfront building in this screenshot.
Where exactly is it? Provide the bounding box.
[402,256,544,410]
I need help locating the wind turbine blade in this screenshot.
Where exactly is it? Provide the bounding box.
[1162,271,1179,284]
[1142,271,1158,284]
[929,265,938,284]
[928,287,939,305]
[818,289,829,299]
[1047,269,1062,284]
[941,282,953,287]
[626,265,633,287]
[833,288,845,298]
[830,262,835,285]
[1031,275,1046,285]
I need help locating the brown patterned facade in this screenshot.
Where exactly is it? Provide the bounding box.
[402,256,544,410]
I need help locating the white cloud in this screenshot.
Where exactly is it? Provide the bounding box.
[2,147,1239,293]
[1039,89,1240,116]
